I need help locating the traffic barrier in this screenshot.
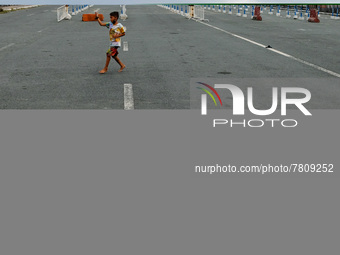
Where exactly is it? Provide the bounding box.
[286,6,291,18]
[171,5,175,12]
[237,5,241,16]
[190,5,195,18]
[298,6,304,20]
[186,5,192,19]
[293,6,298,19]
[120,5,127,20]
[242,7,247,17]
[71,5,90,15]
[268,5,273,15]
[194,5,209,21]
[228,6,232,14]
[276,5,281,16]
[252,6,262,20]
[308,8,320,23]
[57,5,72,22]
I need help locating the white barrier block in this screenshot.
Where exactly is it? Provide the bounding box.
[194,5,208,21]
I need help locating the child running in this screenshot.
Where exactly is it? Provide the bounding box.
[95,11,126,74]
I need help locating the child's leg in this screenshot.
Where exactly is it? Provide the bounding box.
[99,55,111,74]
[113,55,126,72]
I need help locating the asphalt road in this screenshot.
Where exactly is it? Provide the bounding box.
[0,5,340,109]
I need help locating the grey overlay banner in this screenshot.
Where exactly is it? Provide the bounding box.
[0,110,339,255]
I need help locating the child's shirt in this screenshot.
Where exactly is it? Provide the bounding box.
[106,22,125,47]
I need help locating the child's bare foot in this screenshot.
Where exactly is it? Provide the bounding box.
[118,65,126,72]
[99,68,108,74]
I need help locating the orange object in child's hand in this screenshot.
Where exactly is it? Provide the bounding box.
[82,13,104,22]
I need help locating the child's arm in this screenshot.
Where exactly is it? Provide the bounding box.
[95,12,106,26]
[113,26,126,38]
[113,32,125,38]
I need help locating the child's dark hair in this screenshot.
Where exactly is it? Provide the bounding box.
[110,11,119,19]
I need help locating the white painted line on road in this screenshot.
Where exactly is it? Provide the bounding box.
[0,43,15,52]
[268,48,340,78]
[123,41,128,51]
[124,83,134,110]
[196,20,340,78]
[37,28,48,33]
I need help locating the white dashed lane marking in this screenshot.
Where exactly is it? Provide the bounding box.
[37,27,48,33]
[0,43,15,52]
[124,83,134,110]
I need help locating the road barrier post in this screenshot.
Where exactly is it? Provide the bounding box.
[252,6,262,21]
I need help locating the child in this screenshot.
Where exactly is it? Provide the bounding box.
[95,11,126,74]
